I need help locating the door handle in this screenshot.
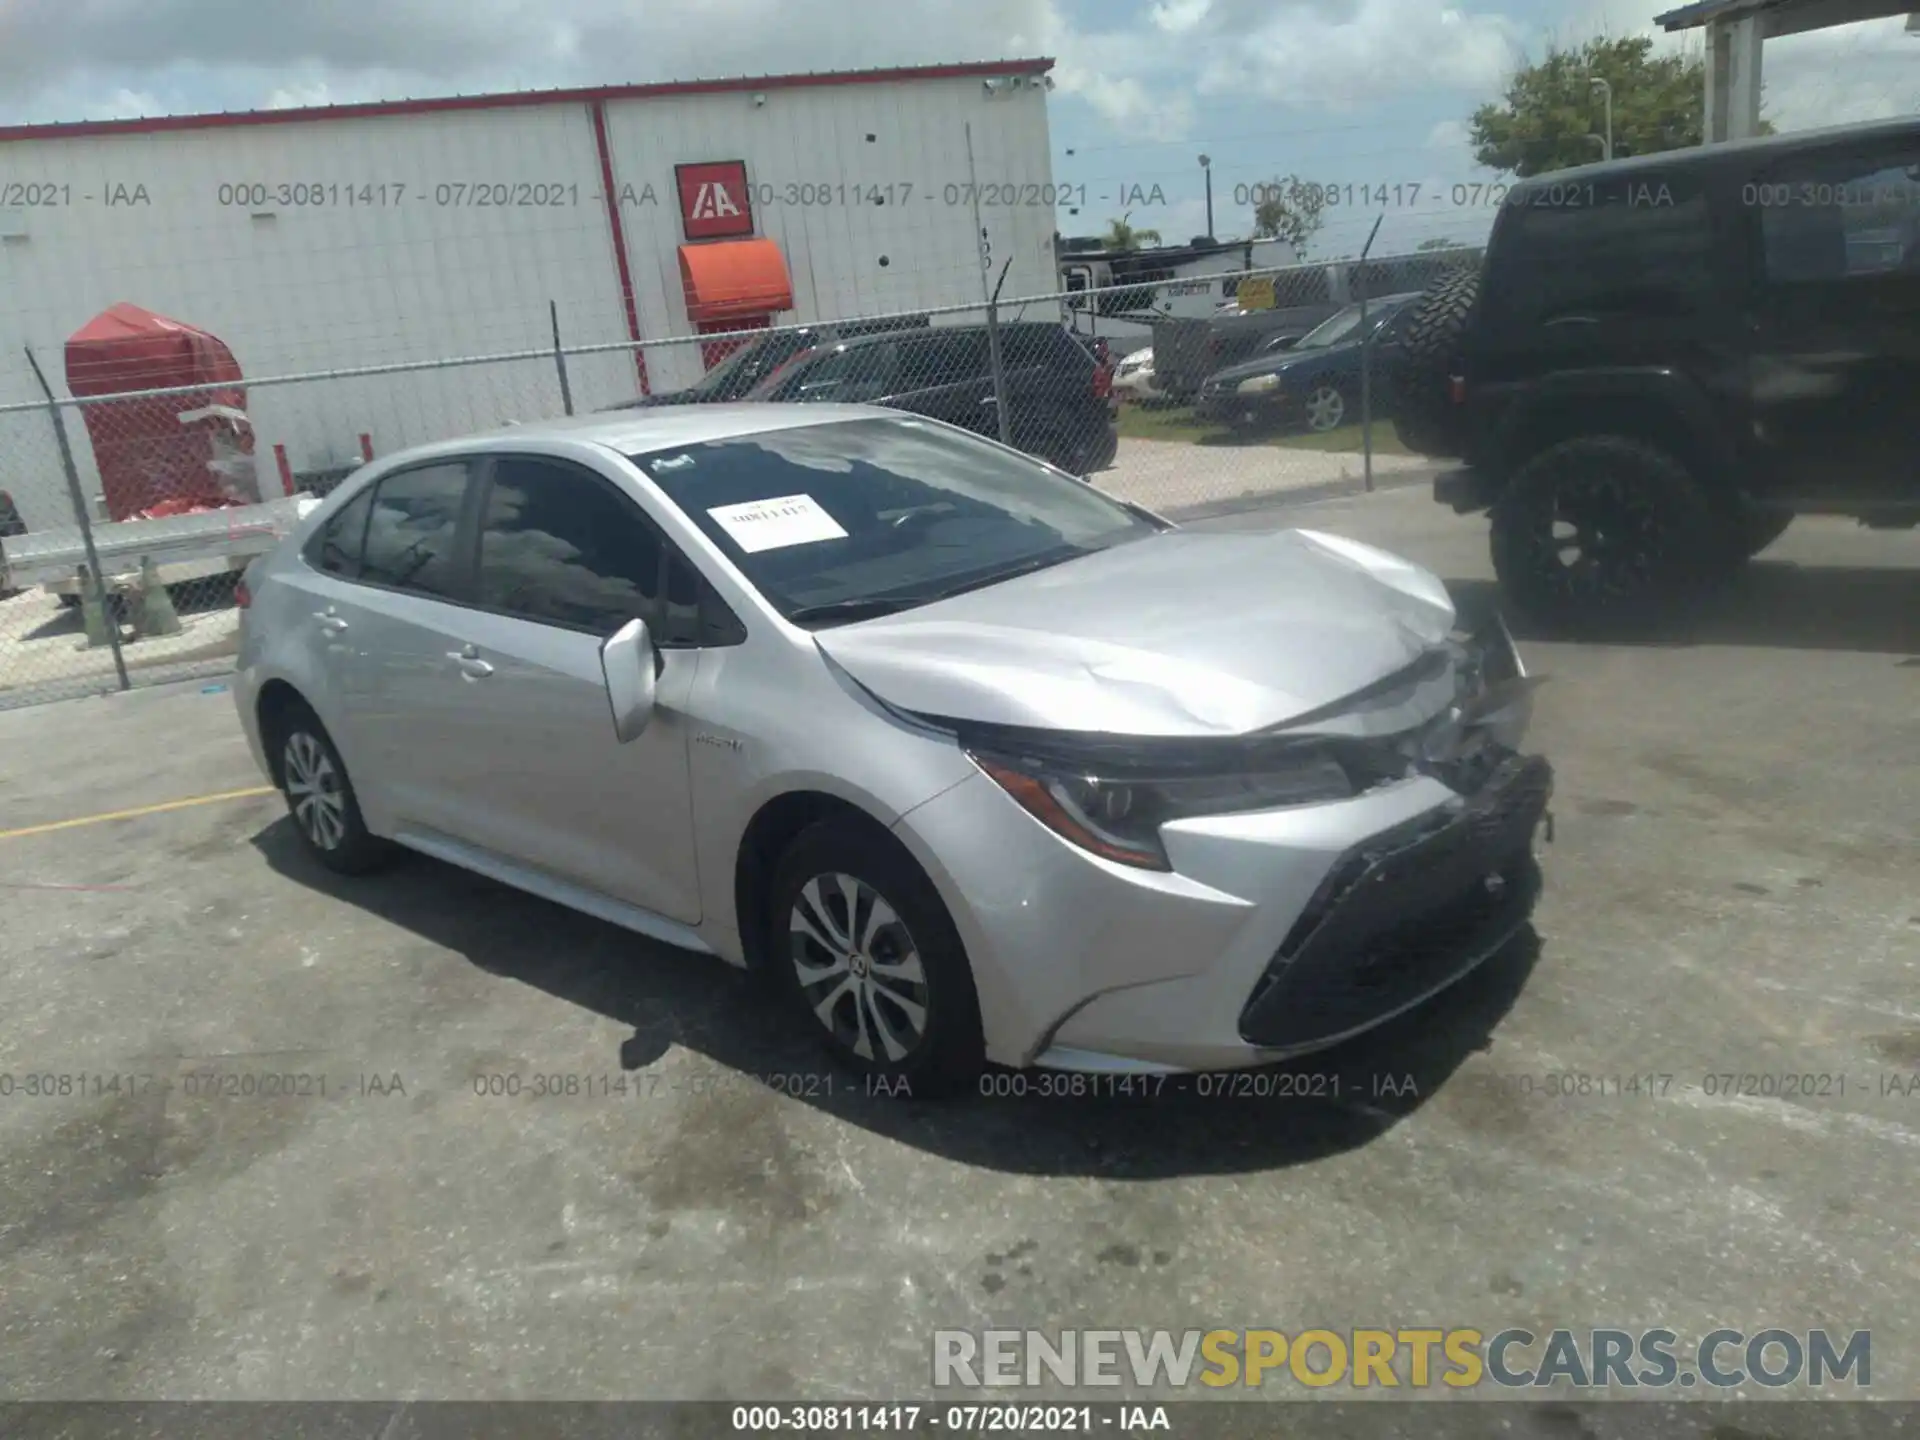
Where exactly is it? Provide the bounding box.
[312,609,349,633]
[448,644,494,680]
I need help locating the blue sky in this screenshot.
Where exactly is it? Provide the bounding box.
[2,0,1915,260]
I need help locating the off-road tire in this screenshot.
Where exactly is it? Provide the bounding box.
[1391,267,1481,458]
[768,818,985,1099]
[1490,435,1721,631]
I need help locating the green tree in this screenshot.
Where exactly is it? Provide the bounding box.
[1250,173,1327,252]
[1103,213,1162,250]
[1469,35,1769,178]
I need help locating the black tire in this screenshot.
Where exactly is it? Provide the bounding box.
[1489,436,1721,631]
[767,818,985,1098]
[1391,266,1481,457]
[58,593,81,609]
[267,702,393,876]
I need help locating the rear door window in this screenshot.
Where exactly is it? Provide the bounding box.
[909,331,988,386]
[304,485,376,578]
[1483,170,1714,324]
[358,462,473,599]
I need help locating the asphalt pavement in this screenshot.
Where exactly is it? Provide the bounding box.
[0,487,1915,1403]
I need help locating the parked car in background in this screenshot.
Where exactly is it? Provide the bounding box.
[1151,249,1482,401]
[1111,346,1158,402]
[1197,292,1424,434]
[1391,117,1920,629]
[234,406,1551,1093]
[745,322,1119,476]
[611,315,931,409]
[0,490,24,539]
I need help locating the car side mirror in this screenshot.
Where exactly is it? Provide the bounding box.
[600,618,658,743]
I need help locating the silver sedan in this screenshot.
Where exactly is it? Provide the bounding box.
[234,404,1551,1095]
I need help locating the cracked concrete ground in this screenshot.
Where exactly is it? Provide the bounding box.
[0,489,1915,1406]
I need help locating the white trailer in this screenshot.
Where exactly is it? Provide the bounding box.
[1056,238,1299,351]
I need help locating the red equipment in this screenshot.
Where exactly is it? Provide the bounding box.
[64,303,262,522]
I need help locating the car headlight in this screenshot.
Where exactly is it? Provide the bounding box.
[969,748,1354,871]
[1236,374,1283,396]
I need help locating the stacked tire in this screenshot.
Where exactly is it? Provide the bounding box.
[1389,266,1482,459]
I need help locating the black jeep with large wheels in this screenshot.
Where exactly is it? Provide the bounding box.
[1391,118,1920,631]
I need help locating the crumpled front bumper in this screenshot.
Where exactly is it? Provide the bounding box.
[1237,754,1551,1050]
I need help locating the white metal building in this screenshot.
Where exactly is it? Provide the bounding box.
[0,59,1057,526]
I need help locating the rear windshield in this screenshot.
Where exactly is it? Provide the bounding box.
[629,417,1157,626]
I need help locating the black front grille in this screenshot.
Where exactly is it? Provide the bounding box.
[1239,754,1552,1050]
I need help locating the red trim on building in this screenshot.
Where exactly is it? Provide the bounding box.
[358,432,375,462]
[591,100,650,395]
[273,444,295,497]
[0,59,1054,142]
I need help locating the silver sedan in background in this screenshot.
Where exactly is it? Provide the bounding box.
[234,405,1551,1095]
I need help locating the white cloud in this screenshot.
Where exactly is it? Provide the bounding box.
[1,0,1526,131]
[1149,0,1213,35]
[1427,117,1471,149]
[1194,0,1524,110]
[1758,18,1920,131]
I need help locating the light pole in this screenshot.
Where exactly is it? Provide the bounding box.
[1590,77,1614,161]
[1199,154,1213,239]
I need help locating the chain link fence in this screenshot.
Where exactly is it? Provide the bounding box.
[0,245,1480,713]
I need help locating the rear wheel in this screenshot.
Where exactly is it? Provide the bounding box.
[269,703,392,875]
[1490,436,1720,630]
[768,819,984,1098]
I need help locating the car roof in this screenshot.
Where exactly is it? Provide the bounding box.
[363,404,903,466]
[1507,116,1920,190]
[827,320,1064,350]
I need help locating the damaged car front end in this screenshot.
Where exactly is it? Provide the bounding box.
[867,611,1553,1074]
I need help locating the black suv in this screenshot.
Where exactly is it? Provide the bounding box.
[612,315,931,409]
[1392,119,1920,628]
[745,322,1120,476]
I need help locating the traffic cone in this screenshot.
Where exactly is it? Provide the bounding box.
[135,557,182,637]
[78,575,115,649]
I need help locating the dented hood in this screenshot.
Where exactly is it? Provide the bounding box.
[813,528,1457,737]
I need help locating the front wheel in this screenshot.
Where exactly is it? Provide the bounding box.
[1490,436,1720,631]
[768,819,984,1098]
[1302,381,1348,433]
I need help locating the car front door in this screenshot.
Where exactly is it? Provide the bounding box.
[1743,138,1920,508]
[422,452,702,924]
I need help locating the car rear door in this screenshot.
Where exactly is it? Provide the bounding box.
[1741,135,1920,508]
[885,331,994,434]
[423,452,702,923]
[323,458,488,841]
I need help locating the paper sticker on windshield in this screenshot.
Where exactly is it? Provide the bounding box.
[706,494,848,553]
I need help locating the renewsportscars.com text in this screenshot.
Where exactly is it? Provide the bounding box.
[932,1328,1871,1390]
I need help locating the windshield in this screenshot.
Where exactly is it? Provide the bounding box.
[631,417,1159,626]
[1293,297,1412,350]
[683,332,807,400]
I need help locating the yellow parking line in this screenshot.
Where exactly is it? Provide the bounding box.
[0,786,278,843]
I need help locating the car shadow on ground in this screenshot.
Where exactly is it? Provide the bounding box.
[1448,559,1920,659]
[253,820,1540,1179]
